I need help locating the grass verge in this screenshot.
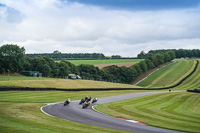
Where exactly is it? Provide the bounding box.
[0,90,147,133]
[138,59,196,88]
[94,92,200,133]
[173,59,200,90]
[0,75,140,89]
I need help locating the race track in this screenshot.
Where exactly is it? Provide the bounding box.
[41,91,183,133]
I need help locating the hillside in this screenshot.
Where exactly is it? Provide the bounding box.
[137,59,196,88]
[0,75,140,89]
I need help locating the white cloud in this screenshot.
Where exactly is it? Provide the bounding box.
[0,0,200,57]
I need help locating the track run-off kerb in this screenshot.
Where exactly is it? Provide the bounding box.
[0,60,199,91]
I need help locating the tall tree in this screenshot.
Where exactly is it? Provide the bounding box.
[137,51,147,59]
[139,61,148,72]
[52,50,62,60]
[0,44,25,73]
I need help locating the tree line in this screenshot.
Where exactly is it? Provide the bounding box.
[26,51,106,60]
[0,44,175,84]
[137,49,200,59]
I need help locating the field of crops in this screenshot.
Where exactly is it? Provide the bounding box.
[138,59,196,88]
[61,59,143,66]
[95,92,200,133]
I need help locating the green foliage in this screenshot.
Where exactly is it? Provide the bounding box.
[0,44,176,84]
[26,52,106,59]
[144,59,155,70]
[78,64,101,80]
[52,50,62,60]
[0,44,25,73]
[139,61,148,72]
[147,49,200,58]
[137,51,147,59]
[111,55,121,59]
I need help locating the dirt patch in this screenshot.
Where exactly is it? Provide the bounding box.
[94,62,137,69]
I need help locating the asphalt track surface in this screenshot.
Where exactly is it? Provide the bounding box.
[42,91,183,133]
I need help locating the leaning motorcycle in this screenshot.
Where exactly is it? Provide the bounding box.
[63,98,70,106]
[79,98,85,105]
[82,102,90,109]
[92,98,98,103]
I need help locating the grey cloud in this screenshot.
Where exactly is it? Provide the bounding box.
[0,0,200,57]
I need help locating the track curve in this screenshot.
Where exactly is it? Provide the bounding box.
[41,91,184,133]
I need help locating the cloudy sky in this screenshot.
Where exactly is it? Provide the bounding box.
[0,0,200,57]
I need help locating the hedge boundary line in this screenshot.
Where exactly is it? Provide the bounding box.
[0,60,199,91]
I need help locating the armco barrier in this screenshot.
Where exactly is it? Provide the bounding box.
[187,90,200,93]
[0,60,199,91]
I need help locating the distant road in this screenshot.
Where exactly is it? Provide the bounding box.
[42,91,183,133]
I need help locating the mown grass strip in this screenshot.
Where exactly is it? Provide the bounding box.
[95,92,200,133]
[0,102,128,133]
[174,59,200,90]
[0,77,140,89]
[0,90,144,133]
[138,59,195,88]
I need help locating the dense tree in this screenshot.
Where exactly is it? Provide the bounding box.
[26,53,106,59]
[144,59,155,70]
[148,55,159,67]
[0,44,25,73]
[22,57,33,71]
[57,62,71,78]
[111,55,121,59]
[52,50,62,60]
[78,64,101,80]
[131,64,142,77]
[156,53,165,65]
[41,64,51,77]
[1,44,189,84]
[139,61,148,72]
[60,60,79,75]
[167,51,176,60]
[163,52,171,62]
[137,51,147,59]
[147,49,200,59]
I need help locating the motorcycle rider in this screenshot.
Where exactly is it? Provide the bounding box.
[64,98,70,106]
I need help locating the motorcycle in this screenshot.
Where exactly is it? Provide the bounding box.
[79,98,85,105]
[92,98,98,103]
[87,96,92,102]
[63,98,70,106]
[82,102,90,109]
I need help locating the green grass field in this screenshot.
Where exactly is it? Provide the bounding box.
[0,59,199,133]
[0,75,50,81]
[94,59,200,132]
[60,59,143,66]
[95,92,200,133]
[138,59,196,88]
[0,75,140,89]
[173,59,200,90]
[0,90,146,133]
